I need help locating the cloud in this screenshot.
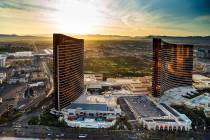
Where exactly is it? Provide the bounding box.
[195,15,210,23]
[0,0,209,35]
[154,25,190,31]
[0,0,57,11]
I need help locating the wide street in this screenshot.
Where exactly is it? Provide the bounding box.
[0,125,140,140]
[1,122,210,140]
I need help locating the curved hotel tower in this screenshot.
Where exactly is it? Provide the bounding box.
[152,38,193,97]
[53,34,84,110]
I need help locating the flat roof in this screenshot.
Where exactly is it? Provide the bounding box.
[125,96,165,118]
[160,103,179,117]
[190,94,210,105]
[66,103,108,111]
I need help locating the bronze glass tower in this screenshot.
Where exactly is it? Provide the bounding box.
[53,34,84,110]
[152,38,193,97]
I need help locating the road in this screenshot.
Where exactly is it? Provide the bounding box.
[42,61,54,97]
[32,41,53,97]
[0,125,140,140]
[14,42,54,112]
[19,94,46,111]
[1,123,210,140]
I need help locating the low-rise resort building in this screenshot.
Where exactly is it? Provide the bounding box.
[51,103,121,128]
[124,96,192,131]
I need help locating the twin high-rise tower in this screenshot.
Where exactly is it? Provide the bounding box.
[53,34,84,111]
[53,34,194,111]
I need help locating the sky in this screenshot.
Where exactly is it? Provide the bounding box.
[0,0,210,36]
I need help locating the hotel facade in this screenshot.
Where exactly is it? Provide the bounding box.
[53,34,84,110]
[152,38,193,96]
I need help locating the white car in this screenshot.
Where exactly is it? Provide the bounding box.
[60,133,64,137]
[79,134,88,138]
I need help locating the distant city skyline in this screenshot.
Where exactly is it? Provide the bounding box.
[0,0,210,36]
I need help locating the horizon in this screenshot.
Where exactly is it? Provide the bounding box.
[0,0,210,36]
[1,33,210,38]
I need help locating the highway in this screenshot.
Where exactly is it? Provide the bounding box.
[32,41,53,97]
[42,61,54,97]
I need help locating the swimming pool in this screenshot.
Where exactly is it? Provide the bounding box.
[191,95,210,105]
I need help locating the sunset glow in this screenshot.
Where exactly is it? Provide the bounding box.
[0,0,209,36]
[51,0,104,34]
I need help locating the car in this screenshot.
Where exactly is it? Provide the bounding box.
[14,124,21,128]
[79,134,88,138]
[0,97,2,103]
[47,133,51,136]
[60,133,64,137]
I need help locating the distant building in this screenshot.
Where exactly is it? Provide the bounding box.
[9,51,33,57]
[30,71,46,82]
[208,50,210,58]
[204,104,210,117]
[44,49,53,55]
[95,73,103,81]
[8,76,28,84]
[197,48,206,58]
[152,38,193,96]
[196,48,210,59]
[0,72,6,84]
[203,64,210,73]
[32,55,41,66]
[53,34,84,110]
[0,55,7,67]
